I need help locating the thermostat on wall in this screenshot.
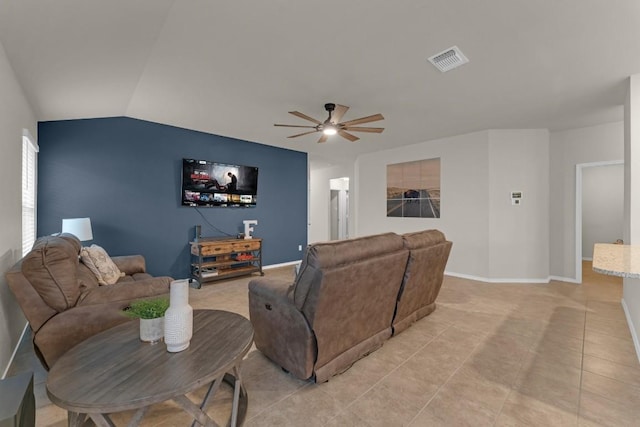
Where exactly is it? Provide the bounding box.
[511,191,522,205]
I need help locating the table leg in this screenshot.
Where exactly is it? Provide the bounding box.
[230,365,243,427]
[88,413,116,427]
[126,406,150,427]
[179,371,248,427]
[202,374,226,410]
[67,411,86,427]
[173,395,217,427]
[190,373,225,427]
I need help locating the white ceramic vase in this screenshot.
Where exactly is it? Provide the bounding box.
[164,279,193,352]
[139,317,164,343]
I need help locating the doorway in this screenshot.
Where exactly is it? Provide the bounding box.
[330,177,349,240]
[575,160,624,283]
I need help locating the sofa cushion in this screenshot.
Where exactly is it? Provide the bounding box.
[21,234,82,312]
[77,276,171,306]
[80,245,125,285]
[78,263,100,290]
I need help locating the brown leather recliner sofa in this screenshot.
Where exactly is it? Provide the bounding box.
[248,229,452,382]
[6,233,172,369]
[393,229,453,334]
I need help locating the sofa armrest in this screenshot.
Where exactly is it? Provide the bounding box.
[34,303,134,369]
[248,278,294,302]
[111,255,146,275]
[77,276,171,306]
[248,278,316,380]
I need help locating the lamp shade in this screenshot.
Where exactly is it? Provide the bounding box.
[61,218,93,241]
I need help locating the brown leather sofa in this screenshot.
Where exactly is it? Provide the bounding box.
[6,233,172,369]
[248,230,452,382]
[393,229,452,334]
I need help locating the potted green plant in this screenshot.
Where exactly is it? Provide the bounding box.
[123,298,169,343]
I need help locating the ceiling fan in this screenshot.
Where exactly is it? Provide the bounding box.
[274,103,384,143]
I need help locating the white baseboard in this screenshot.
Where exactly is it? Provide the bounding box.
[444,270,558,284]
[1,322,29,379]
[621,298,640,365]
[582,257,593,261]
[549,275,581,284]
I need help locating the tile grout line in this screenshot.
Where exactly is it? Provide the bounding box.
[490,311,535,426]
[242,379,311,423]
[576,301,588,425]
[341,322,454,414]
[405,326,493,426]
[249,321,455,425]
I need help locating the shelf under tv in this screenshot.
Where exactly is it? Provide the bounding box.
[190,238,263,283]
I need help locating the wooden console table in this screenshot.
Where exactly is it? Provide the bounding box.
[46,310,254,427]
[191,238,263,283]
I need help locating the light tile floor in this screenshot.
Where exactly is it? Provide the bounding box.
[8,262,640,426]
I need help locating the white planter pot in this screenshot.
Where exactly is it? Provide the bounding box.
[139,317,164,343]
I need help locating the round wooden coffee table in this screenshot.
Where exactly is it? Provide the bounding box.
[47,310,254,427]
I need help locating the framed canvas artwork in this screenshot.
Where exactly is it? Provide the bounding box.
[387,158,441,218]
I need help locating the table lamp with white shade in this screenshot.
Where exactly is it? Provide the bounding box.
[61,218,93,242]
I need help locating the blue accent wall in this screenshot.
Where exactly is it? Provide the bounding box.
[37,117,307,278]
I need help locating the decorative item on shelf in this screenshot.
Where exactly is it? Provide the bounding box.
[243,219,258,239]
[198,267,218,278]
[61,217,93,242]
[122,298,169,343]
[235,253,253,261]
[164,279,193,352]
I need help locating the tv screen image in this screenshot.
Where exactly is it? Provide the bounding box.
[182,158,258,207]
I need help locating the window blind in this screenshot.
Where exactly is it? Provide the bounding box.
[22,134,38,256]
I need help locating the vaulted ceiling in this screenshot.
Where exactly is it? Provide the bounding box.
[1,1,639,167]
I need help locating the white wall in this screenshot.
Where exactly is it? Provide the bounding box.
[309,163,354,244]
[0,39,37,376]
[488,130,549,281]
[329,177,349,240]
[582,164,624,259]
[356,131,491,278]
[356,130,550,282]
[549,122,624,280]
[623,74,640,361]
[313,123,624,284]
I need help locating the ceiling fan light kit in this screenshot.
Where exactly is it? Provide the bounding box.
[274,103,385,143]
[323,125,337,136]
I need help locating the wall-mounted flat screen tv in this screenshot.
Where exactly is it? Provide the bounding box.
[182,158,258,207]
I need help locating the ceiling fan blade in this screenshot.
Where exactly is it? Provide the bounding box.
[317,134,328,143]
[343,126,384,133]
[289,111,322,125]
[274,124,318,128]
[338,130,359,142]
[340,113,384,127]
[288,130,320,138]
[331,104,349,124]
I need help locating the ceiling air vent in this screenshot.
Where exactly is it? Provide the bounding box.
[428,46,469,72]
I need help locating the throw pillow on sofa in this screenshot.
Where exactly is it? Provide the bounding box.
[80,245,125,285]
